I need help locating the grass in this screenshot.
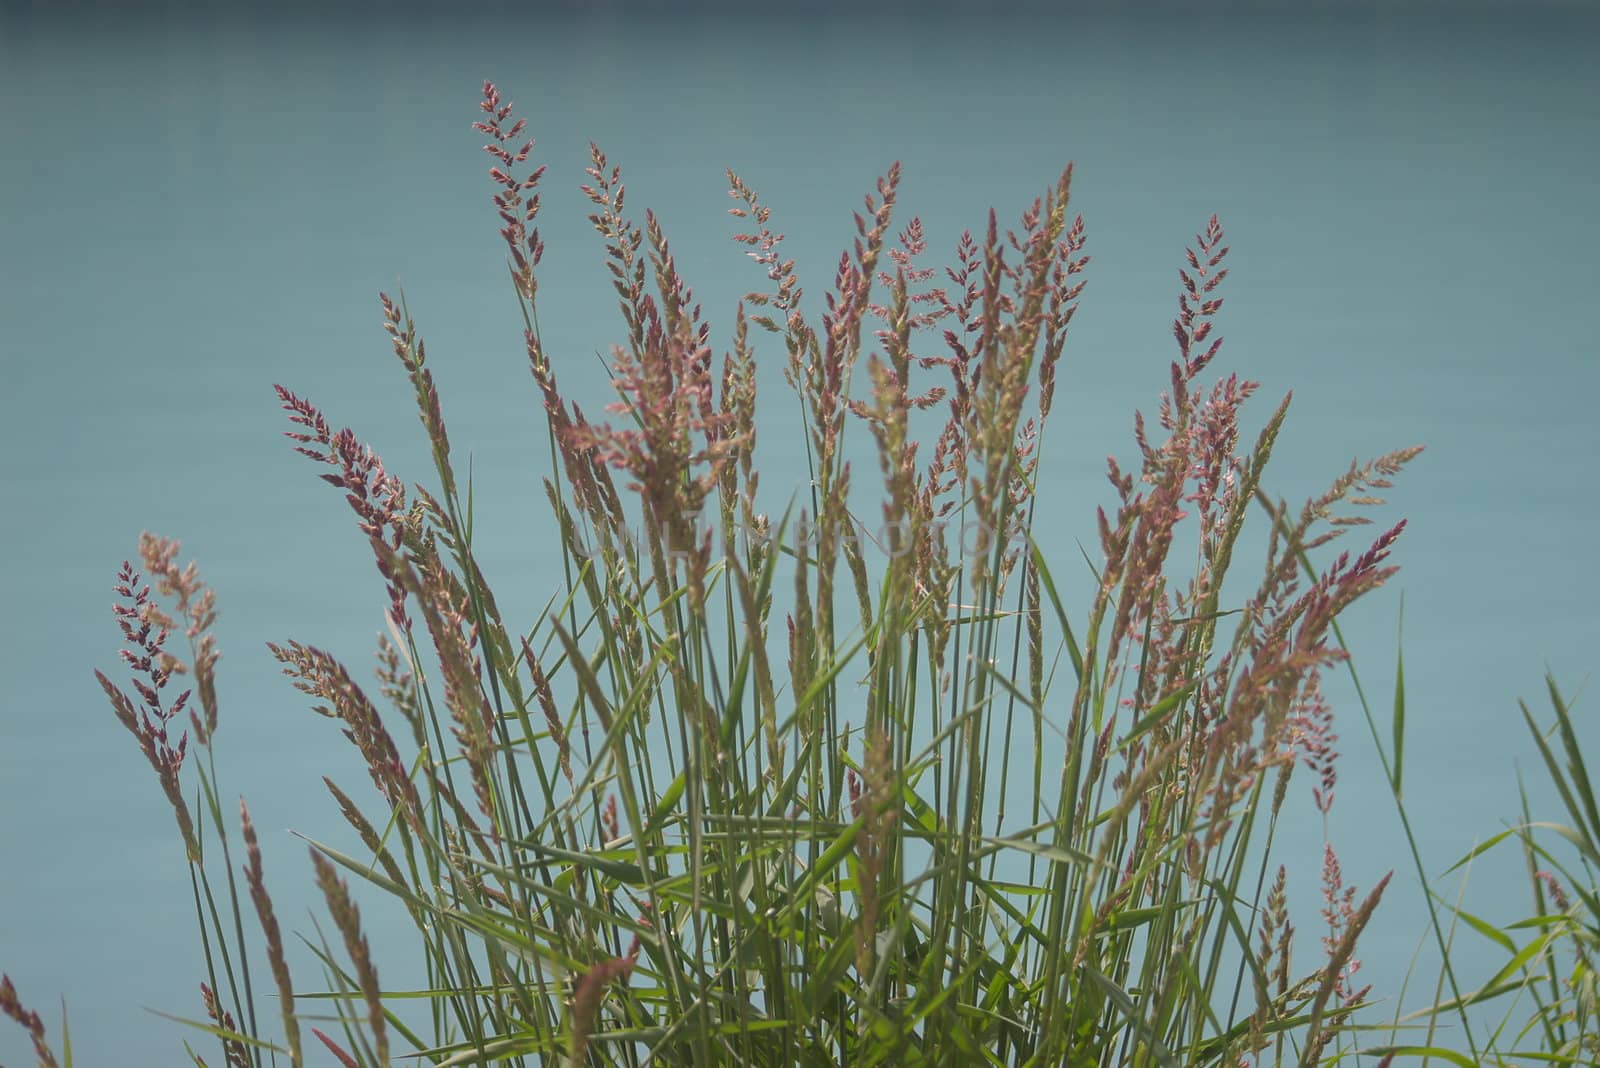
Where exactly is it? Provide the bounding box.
[3,79,1595,1067]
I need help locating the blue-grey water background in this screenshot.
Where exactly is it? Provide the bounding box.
[2,1,1597,1062]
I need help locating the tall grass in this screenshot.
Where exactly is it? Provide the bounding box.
[2,81,1593,1067]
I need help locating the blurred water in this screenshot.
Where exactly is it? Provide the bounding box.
[2,2,1596,1062]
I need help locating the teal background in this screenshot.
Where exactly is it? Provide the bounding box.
[2,2,1596,1062]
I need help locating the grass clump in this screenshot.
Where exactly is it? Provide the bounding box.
[3,80,1595,1067]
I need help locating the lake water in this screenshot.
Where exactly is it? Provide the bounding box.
[2,2,1596,1063]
